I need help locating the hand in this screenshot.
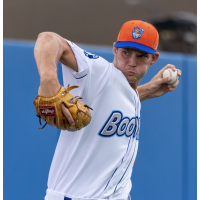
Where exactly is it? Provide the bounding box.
[148,64,182,98]
[38,77,75,126]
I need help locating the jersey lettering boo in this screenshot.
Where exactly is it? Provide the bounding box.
[98,111,140,139]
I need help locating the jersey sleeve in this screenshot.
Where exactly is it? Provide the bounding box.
[61,40,112,105]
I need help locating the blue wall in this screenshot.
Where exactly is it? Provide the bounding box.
[3,40,197,200]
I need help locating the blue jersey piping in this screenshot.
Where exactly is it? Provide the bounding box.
[103,137,132,191]
[73,74,87,79]
[114,140,137,192]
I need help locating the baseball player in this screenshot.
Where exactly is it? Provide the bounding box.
[34,20,181,200]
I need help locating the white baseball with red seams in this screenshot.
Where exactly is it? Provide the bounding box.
[163,68,178,84]
[45,40,141,200]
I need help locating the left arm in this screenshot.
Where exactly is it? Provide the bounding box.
[138,64,182,102]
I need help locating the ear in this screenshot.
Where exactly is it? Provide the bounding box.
[150,52,159,65]
[113,42,118,56]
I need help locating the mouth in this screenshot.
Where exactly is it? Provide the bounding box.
[127,71,135,76]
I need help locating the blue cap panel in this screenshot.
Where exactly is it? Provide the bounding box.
[115,41,155,54]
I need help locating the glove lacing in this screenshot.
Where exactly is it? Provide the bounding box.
[36,114,48,129]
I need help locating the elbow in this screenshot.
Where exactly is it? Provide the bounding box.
[34,32,65,62]
[36,32,55,42]
[35,32,61,51]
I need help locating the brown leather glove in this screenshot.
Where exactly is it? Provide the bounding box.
[33,85,92,131]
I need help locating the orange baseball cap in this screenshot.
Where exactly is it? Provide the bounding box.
[115,20,159,54]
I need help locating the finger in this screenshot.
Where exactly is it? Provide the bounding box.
[168,80,179,91]
[156,64,175,78]
[61,103,75,126]
[160,76,172,84]
[171,80,179,88]
[152,76,171,90]
[160,64,176,74]
[177,70,182,76]
[171,68,181,77]
[165,65,182,77]
[168,87,176,92]
[172,79,179,88]
[168,64,176,71]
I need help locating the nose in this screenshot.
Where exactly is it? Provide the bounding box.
[129,54,137,67]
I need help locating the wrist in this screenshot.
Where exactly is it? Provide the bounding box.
[137,83,152,102]
[39,68,58,83]
[40,76,59,86]
[39,74,61,96]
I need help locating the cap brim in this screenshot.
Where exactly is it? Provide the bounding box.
[115,41,155,54]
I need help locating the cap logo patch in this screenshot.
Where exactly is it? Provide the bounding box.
[132,26,145,39]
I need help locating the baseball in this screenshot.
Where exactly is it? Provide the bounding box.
[163,68,178,84]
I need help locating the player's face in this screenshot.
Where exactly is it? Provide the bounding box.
[113,46,159,89]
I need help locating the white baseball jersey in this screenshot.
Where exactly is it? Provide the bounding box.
[47,40,141,199]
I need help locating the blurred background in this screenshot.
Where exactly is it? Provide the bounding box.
[3,0,197,200]
[4,0,197,54]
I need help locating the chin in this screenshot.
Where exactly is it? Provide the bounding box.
[127,77,137,84]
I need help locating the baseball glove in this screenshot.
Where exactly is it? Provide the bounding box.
[33,85,92,131]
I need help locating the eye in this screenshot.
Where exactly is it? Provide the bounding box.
[123,51,129,56]
[138,55,147,59]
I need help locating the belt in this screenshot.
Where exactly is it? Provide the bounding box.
[45,189,130,200]
[64,198,72,200]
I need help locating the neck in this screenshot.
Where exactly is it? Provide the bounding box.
[113,60,117,68]
[129,82,138,92]
[112,60,139,92]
